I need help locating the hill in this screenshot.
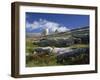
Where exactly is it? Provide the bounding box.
[43,26,89,39]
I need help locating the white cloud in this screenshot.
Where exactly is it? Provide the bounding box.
[57,26,69,32]
[26,19,70,33]
[44,21,59,32]
[26,22,32,28]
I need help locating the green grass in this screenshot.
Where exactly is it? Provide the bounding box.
[26,40,39,53]
[26,39,89,67]
[26,52,89,67]
[26,40,60,67]
[26,54,61,67]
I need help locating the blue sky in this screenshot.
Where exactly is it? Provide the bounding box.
[26,12,89,33]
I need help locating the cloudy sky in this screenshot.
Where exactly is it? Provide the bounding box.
[26,12,89,33]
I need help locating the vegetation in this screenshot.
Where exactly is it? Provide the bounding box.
[26,53,59,67]
[26,26,89,67]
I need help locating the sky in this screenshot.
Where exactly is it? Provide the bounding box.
[26,12,89,33]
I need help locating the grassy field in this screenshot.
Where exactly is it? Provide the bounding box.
[26,53,60,67]
[26,39,89,67]
[26,39,59,67]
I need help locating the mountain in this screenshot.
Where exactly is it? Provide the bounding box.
[43,26,89,39]
[26,26,89,40]
[35,26,89,47]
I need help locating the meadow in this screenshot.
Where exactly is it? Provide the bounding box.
[26,38,89,67]
[26,26,89,67]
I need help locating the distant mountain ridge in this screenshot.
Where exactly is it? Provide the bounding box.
[70,26,89,31]
[26,26,89,38]
[45,26,89,38]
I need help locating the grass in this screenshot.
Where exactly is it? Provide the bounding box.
[26,39,89,67]
[26,54,60,67]
[26,40,59,67]
[26,52,89,67]
[26,39,39,53]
